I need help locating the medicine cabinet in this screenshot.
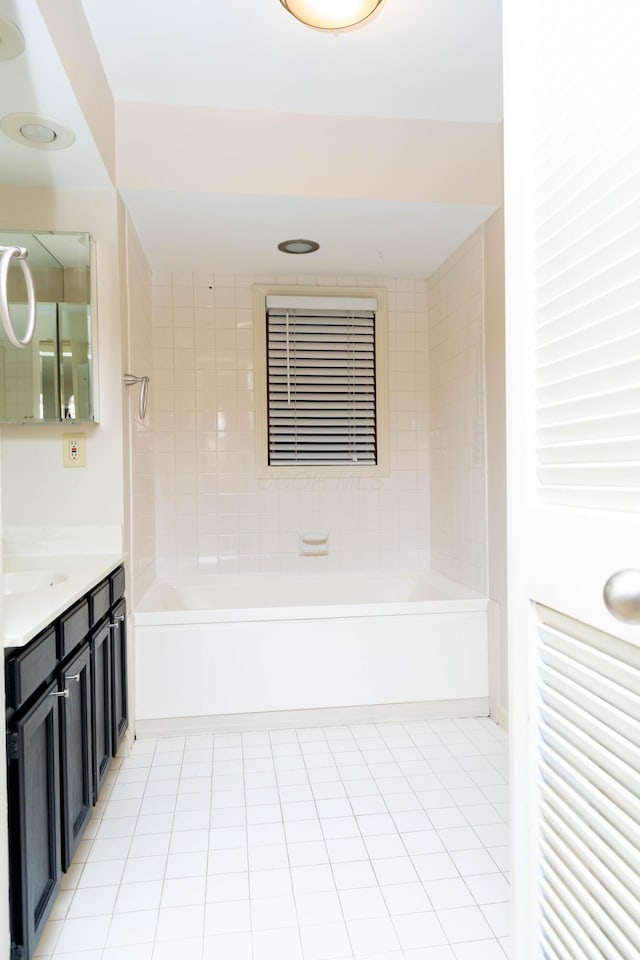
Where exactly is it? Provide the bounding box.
[0,231,97,423]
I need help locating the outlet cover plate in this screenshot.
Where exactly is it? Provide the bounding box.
[63,434,86,468]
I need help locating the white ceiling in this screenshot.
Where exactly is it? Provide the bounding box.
[0,0,503,278]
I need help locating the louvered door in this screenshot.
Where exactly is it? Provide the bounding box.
[503,1,640,957]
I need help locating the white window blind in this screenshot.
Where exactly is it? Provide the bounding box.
[536,604,640,959]
[265,296,377,467]
[533,3,640,512]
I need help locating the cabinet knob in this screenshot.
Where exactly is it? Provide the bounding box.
[49,689,69,699]
[65,672,81,683]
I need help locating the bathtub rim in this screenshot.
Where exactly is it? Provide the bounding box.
[134,568,488,627]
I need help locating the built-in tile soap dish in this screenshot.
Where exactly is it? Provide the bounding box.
[3,571,67,596]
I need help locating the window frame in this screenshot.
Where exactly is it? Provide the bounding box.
[253,284,389,479]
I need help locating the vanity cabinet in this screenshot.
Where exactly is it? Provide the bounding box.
[5,564,127,960]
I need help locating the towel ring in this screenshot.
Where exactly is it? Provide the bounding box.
[0,245,37,348]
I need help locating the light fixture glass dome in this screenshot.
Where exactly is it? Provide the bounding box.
[279,0,384,30]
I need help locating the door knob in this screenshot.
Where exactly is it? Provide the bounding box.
[603,569,640,623]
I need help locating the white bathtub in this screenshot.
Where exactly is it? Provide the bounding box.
[134,569,490,731]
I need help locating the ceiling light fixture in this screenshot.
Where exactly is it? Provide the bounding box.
[0,17,25,61]
[0,113,75,150]
[279,0,384,31]
[278,239,320,255]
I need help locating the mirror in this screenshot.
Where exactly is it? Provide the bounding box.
[0,231,95,422]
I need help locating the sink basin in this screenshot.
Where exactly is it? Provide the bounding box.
[3,571,67,596]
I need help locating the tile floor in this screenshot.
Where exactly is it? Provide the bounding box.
[36,717,510,960]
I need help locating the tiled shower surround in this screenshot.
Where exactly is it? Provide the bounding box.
[147,273,431,577]
[427,233,487,593]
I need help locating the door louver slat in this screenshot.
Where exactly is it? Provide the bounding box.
[536,605,640,958]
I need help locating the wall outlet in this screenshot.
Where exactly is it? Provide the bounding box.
[63,434,86,468]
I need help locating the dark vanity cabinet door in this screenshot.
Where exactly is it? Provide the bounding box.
[6,681,62,960]
[59,643,93,871]
[90,621,112,800]
[110,598,128,755]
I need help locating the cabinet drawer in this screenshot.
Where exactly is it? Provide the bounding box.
[110,565,125,606]
[57,598,90,660]
[89,579,110,627]
[5,627,57,712]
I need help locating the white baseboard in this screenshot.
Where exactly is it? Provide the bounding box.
[494,704,509,732]
[134,697,490,739]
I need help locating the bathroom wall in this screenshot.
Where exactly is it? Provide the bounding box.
[427,230,488,593]
[149,272,429,576]
[483,209,508,723]
[0,186,125,545]
[121,208,155,602]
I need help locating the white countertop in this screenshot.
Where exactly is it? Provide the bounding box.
[3,554,125,649]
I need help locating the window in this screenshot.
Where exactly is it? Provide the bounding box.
[254,287,388,478]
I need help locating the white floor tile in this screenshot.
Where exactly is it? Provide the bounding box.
[121,855,167,884]
[464,873,510,905]
[326,837,369,863]
[321,816,360,840]
[435,905,495,944]
[422,878,475,910]
[161,875,206,907]
[207,847,248,874]
[411,853,459,882]
[382,882,431,916]
[248,821,286,846]
[403,945,455,959]
[290,863,337,894]
[211,804,246,827]
[401,831,445,856]
[152,937,203,960]
[339,885,389,920]
[481,901,512,938]
[249,842,291,870]
[104,945,154,960]
[204,899,250,936]
[249,867,293,898]
[207,870,250,902]
[347,916,401,954]
[253,927,303,960]
[452,940,507,960]
[316,798,353,818]
[67,885,119,918]
[372,856,419,886]
[114,880,163,914]
[286,819,325,843]
[251,894,298,930]
[356,813,396,836]
[364,834,406,859]
[78,860,127,888]
[170,828,209,853]
[295,889,343,925]
[203,931,252,960]
[392,912,449,950]
[128,834,171,858]
[300,920,352,960]
[448,849,501,877]
[155,903,205,941]
[165,850,208,878]
[104,909,158,947]
[36,718,509,960]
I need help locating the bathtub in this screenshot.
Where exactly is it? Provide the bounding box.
[134,569,490,732]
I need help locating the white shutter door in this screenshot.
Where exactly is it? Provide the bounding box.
[504,2,640,958]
